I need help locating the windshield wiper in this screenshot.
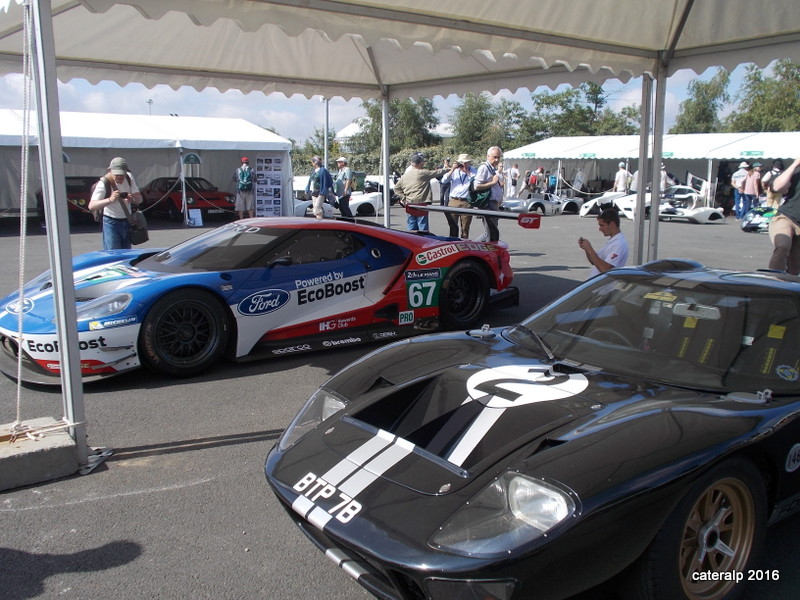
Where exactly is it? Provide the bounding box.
[512,324,555,361]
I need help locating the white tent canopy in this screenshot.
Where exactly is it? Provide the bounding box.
[0,109,293,212]
[507,132,800,162]
[506,132,799,195]
[0,1,799,101]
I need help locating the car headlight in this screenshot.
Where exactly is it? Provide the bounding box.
[278,388,348,451]
[430,472,577,558]
[75,293,132,321]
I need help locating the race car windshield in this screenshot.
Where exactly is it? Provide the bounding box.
[139,223,290,272]
[516,273,799,394]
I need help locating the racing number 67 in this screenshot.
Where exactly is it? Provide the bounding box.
[408,281,437,308]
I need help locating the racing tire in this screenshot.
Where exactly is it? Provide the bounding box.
[620,457,766,600]
[167,202,183,222]
[529,202,545,215]
[439,261,490,330]
[356,204,376,217]
[140,289,230,378]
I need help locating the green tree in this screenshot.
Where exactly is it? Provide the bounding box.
[724,59,800,132]
[517,82,638,142]
[449,92,499,157]
[670,68,731,133]
[346,97,441,172]
[291,126,340,173]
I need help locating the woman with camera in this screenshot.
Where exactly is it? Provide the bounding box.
[89,156,142,250]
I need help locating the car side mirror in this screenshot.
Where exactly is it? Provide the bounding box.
[269,256,292,268]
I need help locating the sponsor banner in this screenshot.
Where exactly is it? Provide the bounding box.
[20,326,141,375]
[415,242,495,266]
[297,275,365,306]
[89,316,137,330]
[319,316,358,332]
[405,268,440,281]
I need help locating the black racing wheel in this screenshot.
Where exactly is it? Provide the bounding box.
[439,261,490,330]
[140,289,230,377]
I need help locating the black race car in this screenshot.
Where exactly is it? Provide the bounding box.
[266,259,800,600]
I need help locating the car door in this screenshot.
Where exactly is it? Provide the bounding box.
[232,228,376,354]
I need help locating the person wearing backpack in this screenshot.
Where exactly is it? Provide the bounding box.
[762,159,785,209]
[88,156,142,250]
[233,157,255,219]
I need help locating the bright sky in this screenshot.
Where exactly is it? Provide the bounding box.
[0,65,747,146]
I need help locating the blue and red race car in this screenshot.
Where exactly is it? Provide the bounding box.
[0,218,519,384]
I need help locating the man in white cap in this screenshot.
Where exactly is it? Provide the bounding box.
[731,161,751,219]
[613,161,632,193]
[441,153,477,238]
[88,156,142,250]
[334,156,354,219]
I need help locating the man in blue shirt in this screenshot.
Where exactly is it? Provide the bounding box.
[441,153,476,238]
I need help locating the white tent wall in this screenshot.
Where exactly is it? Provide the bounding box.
[506,132,800,197]
[0,110,294,215]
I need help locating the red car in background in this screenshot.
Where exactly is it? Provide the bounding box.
[140,176,235,221]
[35,175,99,225]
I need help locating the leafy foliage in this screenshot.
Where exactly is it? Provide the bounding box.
[670,69,731,133]
[289,61,797,177]
[519,83,638,143]
[723,60,800,132]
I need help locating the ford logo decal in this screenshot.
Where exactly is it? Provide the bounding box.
[237,289,290,316]
[6,297,34,315]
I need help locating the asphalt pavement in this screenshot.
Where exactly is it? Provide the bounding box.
[0,207,797,600]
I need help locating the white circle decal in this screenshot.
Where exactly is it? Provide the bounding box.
[466,364,589,408]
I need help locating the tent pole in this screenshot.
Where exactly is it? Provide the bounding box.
[179,147,188,225]
[381,92,391,228]
[633,75,652,265]
[323,97,329,170]
[647,63,668,262]
[31,0,88,466]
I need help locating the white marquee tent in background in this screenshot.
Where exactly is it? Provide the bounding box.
[506,131,800,197]
[0,109,293,213]
[0,0,798,473]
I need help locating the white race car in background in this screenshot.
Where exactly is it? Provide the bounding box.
[659,186,725,224]
[293,175,396,218]
[502,192,583,216]
[579,185,723,224]
[579,191,641,219]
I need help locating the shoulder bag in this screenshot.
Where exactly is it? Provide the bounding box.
[111,180,149,245]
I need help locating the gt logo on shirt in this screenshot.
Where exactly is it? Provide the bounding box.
[297,276,365,305]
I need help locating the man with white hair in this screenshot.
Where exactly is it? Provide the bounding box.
[613,161,631,193]
[474,146,504,242]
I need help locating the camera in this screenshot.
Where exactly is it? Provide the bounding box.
[119,192,128,199]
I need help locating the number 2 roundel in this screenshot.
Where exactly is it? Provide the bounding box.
[466,364,589,408]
